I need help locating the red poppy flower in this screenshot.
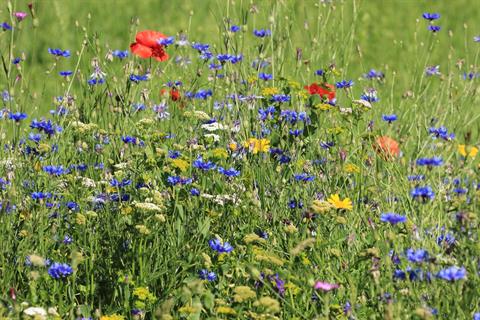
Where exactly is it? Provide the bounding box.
[373,136,400,160]
[130,30,169,62]
[305,83,336,100]
[170,88,181,101]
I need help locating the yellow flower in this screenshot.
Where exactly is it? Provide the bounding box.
[344,163,360,173]
[261,87,279,96]
[327,194,353,211]
[228,142,238,151]
[100,315,125,320]
[233,286,257,303]
[458,144,478,158]
[244,138,270,154]
[315,103,334,111]
[171,158,189,172]
[212,148,228,159]
[216,306,237,315]
[133,286,156,302]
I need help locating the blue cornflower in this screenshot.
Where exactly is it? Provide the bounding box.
[393,269,406,280]
[66,201,79,211]
[270,94,290,103]
[48,262,73,279]
[168,150,181,159]
[1,22,12,30]
[121,136,137,144]
[253,29,271,37]
[158,36,175,46]
[132,103,146,112]
[31,192,52,200]
[191,42,210,52]
[320,141,335,149]
[199,269,217,281]
[258,106,276,121]
[289,129,303,137]
[411,186,435,200]
[252,59,270,69]
[193,157,216,171]
[112,50,129,59]
[217,54,232,62]
[425,65,440,76]
[43,165,69,176]
[380,213,406,225]
[364,69,385,80]
[416,157,443,166]
[294,173,315,182]
[406,249,429,263]
[408,175,425,181]
[335,80,354,89]
[360,88,379,102]
[382,114,397,123]
[230,25,240,32]
[230,54,243,64]
[437,233,456,246]
[30,119,62,136]
[259,72,273,81]
[422,13,440,21]
[474,36,480,42]
[48,48,70,57]
[190,188,200,196]
[209,238,233,253]
[129,74,149,83]
[63,235,73,244]
[87,78,105,85]
[463,72,480,80]
[315,69,324,76]
[218,167,241,177]
[280,110,298,124]
[474,313,480,320]
[193,89,213,100]
[288,199,303,209]
[429,126,454,140]
[12,57,21,64]
[110,178,132,188]
[167,176,192,186]
[8,112,27,122]
[59,70,73,77]
[428,25,441,33]
[436,266,466,281]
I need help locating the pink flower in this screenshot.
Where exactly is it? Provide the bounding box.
[14,12,27,21]
[314,281,339,291]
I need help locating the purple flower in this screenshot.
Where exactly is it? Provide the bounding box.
[428,25,441,33]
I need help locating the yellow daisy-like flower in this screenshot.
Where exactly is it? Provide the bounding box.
[100,315,125,320]
[458,144,478,158]
[244,138,270,154]
[344,163,360,173]
[327,194,353,211]
[261,87,279,96]
[170,158,189,172]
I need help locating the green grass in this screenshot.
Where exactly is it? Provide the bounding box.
[0,0,480,319]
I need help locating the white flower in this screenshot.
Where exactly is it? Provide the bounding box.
[23,307,47,318]
[134,202,163,212]
[201,122,225,132]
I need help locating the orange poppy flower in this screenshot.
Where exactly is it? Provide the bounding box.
[130,30,169,61]
[373,136,400,159]
[304,83,336,101]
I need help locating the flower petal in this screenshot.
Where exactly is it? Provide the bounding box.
[130,43,153,58]
[135,30,167,47]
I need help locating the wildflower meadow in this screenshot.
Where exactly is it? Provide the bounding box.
[1,0,480,319]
